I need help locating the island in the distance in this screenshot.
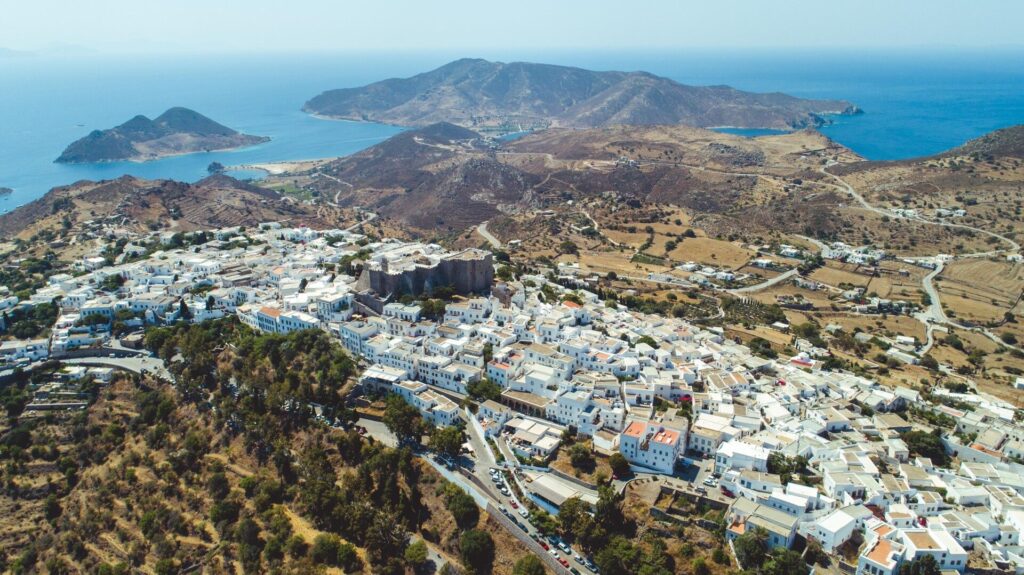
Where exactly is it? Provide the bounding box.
[304,58,861,133]
[0,187,11,196]
[55,107,270,163]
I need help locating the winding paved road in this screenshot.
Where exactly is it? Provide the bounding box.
[818,167,1022,359]
[477,221,502,249]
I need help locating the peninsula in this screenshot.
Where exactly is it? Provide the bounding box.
[304,58,860,132]
[55,107,269,163]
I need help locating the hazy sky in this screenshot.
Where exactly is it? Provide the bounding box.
[5,0,1023,55]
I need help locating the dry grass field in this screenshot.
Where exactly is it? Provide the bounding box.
[664,237,754,268]
[936,259,1024,323]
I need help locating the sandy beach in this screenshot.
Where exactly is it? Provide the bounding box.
[229,159,328,175]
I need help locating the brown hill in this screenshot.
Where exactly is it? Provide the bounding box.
[314,123,537,231]
[944,124,1024,159]
[304,58,859,132]
[295,122,859,237]
[0,175,343,246]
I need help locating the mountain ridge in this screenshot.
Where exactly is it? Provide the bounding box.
[303,58,860,132]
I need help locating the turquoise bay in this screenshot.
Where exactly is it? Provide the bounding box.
[1,50,1023,210]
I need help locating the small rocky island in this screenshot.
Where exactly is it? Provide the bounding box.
[56,107,269,163]
[0,187,12,196]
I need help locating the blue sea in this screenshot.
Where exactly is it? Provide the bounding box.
[1,50,1023,210]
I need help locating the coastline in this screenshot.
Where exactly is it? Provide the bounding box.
[55,136,272,166]
[228,158,330,176]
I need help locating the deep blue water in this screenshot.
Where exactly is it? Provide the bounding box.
[1,50,1023,210]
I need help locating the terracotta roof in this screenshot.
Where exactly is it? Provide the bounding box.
[873,524,894,537]
[623,421,646,439]
[866,539,894,564]
[970,443,1002,456]
[652,429,680,445]
[728,520,746,535]
[259,306,281,318]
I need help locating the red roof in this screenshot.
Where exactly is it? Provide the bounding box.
[652,429,679,445]
[623,421,646,438]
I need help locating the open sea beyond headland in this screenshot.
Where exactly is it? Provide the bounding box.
[1,50,1022,210]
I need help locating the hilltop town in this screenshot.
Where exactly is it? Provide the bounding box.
[2,216,1024,574]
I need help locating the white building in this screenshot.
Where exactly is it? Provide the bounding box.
[619,419,686,474]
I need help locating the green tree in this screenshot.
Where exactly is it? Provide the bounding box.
[569,443,595,471]
[593,484,626,533]
[712,547,729,565]
[528,507,560,536]
[429,425,466,459]
[595,536,640,575]
[920,355,939,370]
[285,534,308,558]
[100,274,125,292]
[443,483,480,529]
[558,497,590,540]
[154,559,177,575]
[383,394,423,445]
[763,548,809,575]
[804,538,827,567]
[310,533,343,565]
[460,529,495,574]
[420,298,447,319]
[336,542,361,572]
[733,526,769,568]
[467,378,502,402]
[899,555,941,575]
[178,299,191,320]
[609,452,630,477]
[901,430,950,466]
[635,335,658,348]
[405,540,429,568]
[43,494,62,521]
[558,240,579,255]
